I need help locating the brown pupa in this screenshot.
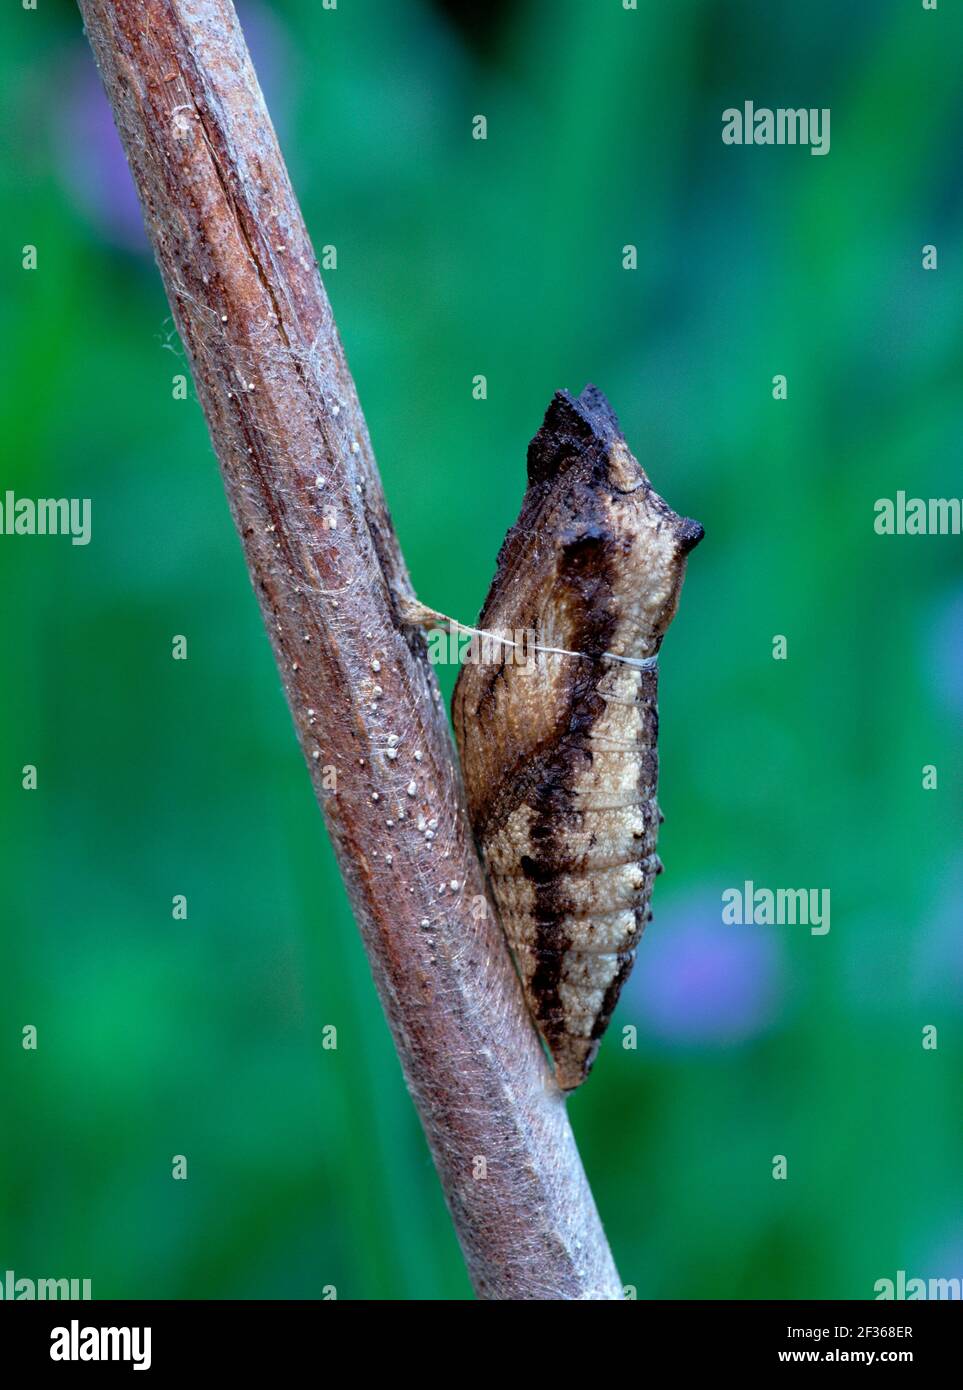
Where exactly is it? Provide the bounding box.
[452,385,702,1090]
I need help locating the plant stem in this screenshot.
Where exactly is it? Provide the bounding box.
[78,0,622,1300]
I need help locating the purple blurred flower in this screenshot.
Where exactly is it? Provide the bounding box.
[917,1229,963,1276]
[927,585,963,717]
[626,890,784,1044]
[56,61,147,252]
[910,858,963,1005]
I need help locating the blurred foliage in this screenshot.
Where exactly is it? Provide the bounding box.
[1,0,960,1300]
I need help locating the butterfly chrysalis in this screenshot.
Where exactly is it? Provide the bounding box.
[453,385,703,1090]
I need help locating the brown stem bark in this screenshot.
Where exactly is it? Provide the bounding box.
[77,0,622,1299]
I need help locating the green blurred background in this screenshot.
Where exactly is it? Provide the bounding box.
[1,0,960,1300]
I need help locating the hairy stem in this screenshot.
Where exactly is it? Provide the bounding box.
[78,0,622,1299]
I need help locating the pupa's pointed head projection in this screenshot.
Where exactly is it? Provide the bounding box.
[453,385,702,1090]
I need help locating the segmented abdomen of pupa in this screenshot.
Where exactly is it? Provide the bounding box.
[453,385,702,1090]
